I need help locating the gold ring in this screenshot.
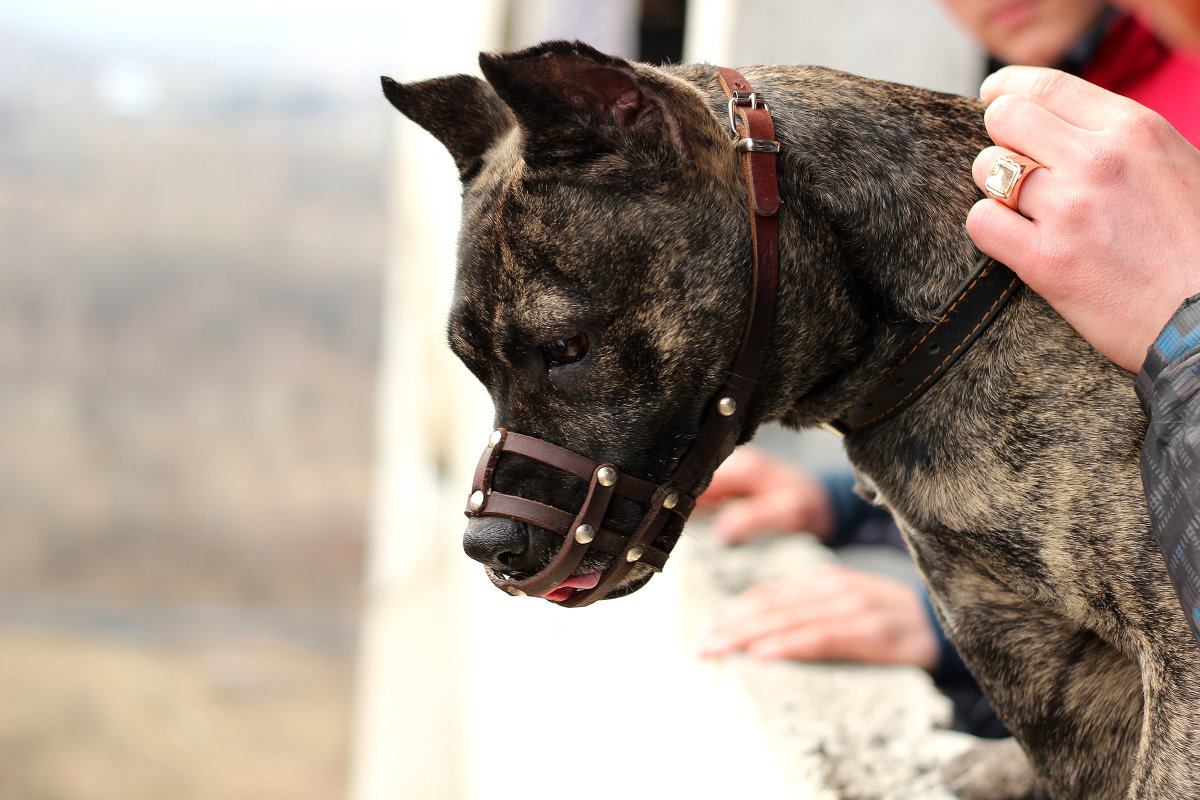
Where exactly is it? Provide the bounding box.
[985,154,1044,210]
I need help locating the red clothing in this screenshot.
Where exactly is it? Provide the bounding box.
[1083,14,1200,146]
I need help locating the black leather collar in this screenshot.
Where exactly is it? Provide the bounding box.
[827,256,1022,435]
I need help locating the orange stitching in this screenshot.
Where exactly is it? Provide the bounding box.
[861,266,991,396]
[850,268,1017,430]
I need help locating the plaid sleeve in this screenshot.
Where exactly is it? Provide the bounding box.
[1136,293,1200,645]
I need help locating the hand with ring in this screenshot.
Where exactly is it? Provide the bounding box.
[983,154,1043,211]
[966,66,1200,373]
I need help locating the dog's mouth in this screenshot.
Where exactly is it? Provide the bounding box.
[540,566,656,602]
[541,570,603,603]
[486,554,658,604]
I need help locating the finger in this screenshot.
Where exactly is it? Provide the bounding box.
[705,581,808,630]
[697,469,757,506]
[707,573,858,633]
[697,604,801,655]
[696,449,769,505]
[746,615,876,661]
[966,197,1043,275]
[972,146,1052,221]
[748,613,937,668]
[710,492,800,543]
[980,65,1134,132]
[982,92,1087,167]
[699,580,847,654]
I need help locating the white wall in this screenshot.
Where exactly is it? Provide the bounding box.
[349,3,504,799]
[687,0,982,95]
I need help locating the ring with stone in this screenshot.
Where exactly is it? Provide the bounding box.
[984,154,1044,210]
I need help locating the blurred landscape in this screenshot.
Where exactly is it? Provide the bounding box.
[0,25,385,799]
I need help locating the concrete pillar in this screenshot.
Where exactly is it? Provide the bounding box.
[349,4,504,799]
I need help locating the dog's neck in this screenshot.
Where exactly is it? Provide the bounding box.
[678,66,1134,530]
[680,64,1026,433]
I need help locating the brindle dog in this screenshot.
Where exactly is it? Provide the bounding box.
[383,41,1200,799]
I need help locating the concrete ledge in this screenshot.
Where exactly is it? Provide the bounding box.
[676,526,975,798]
[455,521,976,799]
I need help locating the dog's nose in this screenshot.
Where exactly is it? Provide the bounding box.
[462,516,544,576]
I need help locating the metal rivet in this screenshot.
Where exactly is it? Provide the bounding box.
[626,546,644,562]
[717,396,737,416]
[574,524,595,544]
[468,490,485,512]
[489,429,503,446]
[662,491,679,510]
[508,587,526,597]
[596,466,617,487]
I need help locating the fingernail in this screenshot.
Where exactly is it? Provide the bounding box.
[979,68,1008,101]
[697,635,730,656]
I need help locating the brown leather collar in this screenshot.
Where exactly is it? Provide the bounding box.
[463,67,782,606]
[827,256,1022,435]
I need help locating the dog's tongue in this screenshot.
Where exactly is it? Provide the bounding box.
[543,571,602,602]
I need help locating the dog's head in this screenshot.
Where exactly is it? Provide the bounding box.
[384,42,769,603]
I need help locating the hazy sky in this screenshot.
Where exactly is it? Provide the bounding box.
[0,0,418,84]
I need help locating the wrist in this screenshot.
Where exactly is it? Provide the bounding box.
[1136,292,1200,414]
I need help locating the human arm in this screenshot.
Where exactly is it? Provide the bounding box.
[1137,295,1200,643]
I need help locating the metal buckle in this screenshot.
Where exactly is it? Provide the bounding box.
[727,91,769,135]
[736,138,781,153]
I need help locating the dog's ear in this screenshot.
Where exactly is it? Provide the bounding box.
[381,74,515,179]
[478,41,709,167]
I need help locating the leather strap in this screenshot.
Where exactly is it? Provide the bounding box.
[669,67,780,492]
[470,428,676,598]
[463,67,783,606]
[828,256,1021,434]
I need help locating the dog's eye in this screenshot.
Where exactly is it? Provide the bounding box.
[542,333,589,366]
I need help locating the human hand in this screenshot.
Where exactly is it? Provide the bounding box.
[696,565,939,672]
[696,447,834,544]
[966,66,1200,373]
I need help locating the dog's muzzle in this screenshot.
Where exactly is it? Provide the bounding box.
[463,67,781,607]
[465,428,693,605]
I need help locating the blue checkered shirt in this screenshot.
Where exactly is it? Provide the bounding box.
[1136,293,1200,645]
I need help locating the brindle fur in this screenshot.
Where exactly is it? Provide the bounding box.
[384,41,1200,799]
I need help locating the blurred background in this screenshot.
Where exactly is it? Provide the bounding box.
[0,2,396,798]
[0,1,977,798]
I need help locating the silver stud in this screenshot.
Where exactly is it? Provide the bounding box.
[717,396,737,416]
[626,546,644,562]
[489,429,503,446]
[574,523,595,544]
[508,587,526,597]
[662,491,679,510]
[596,466,617,487]
[468,490,486,512]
